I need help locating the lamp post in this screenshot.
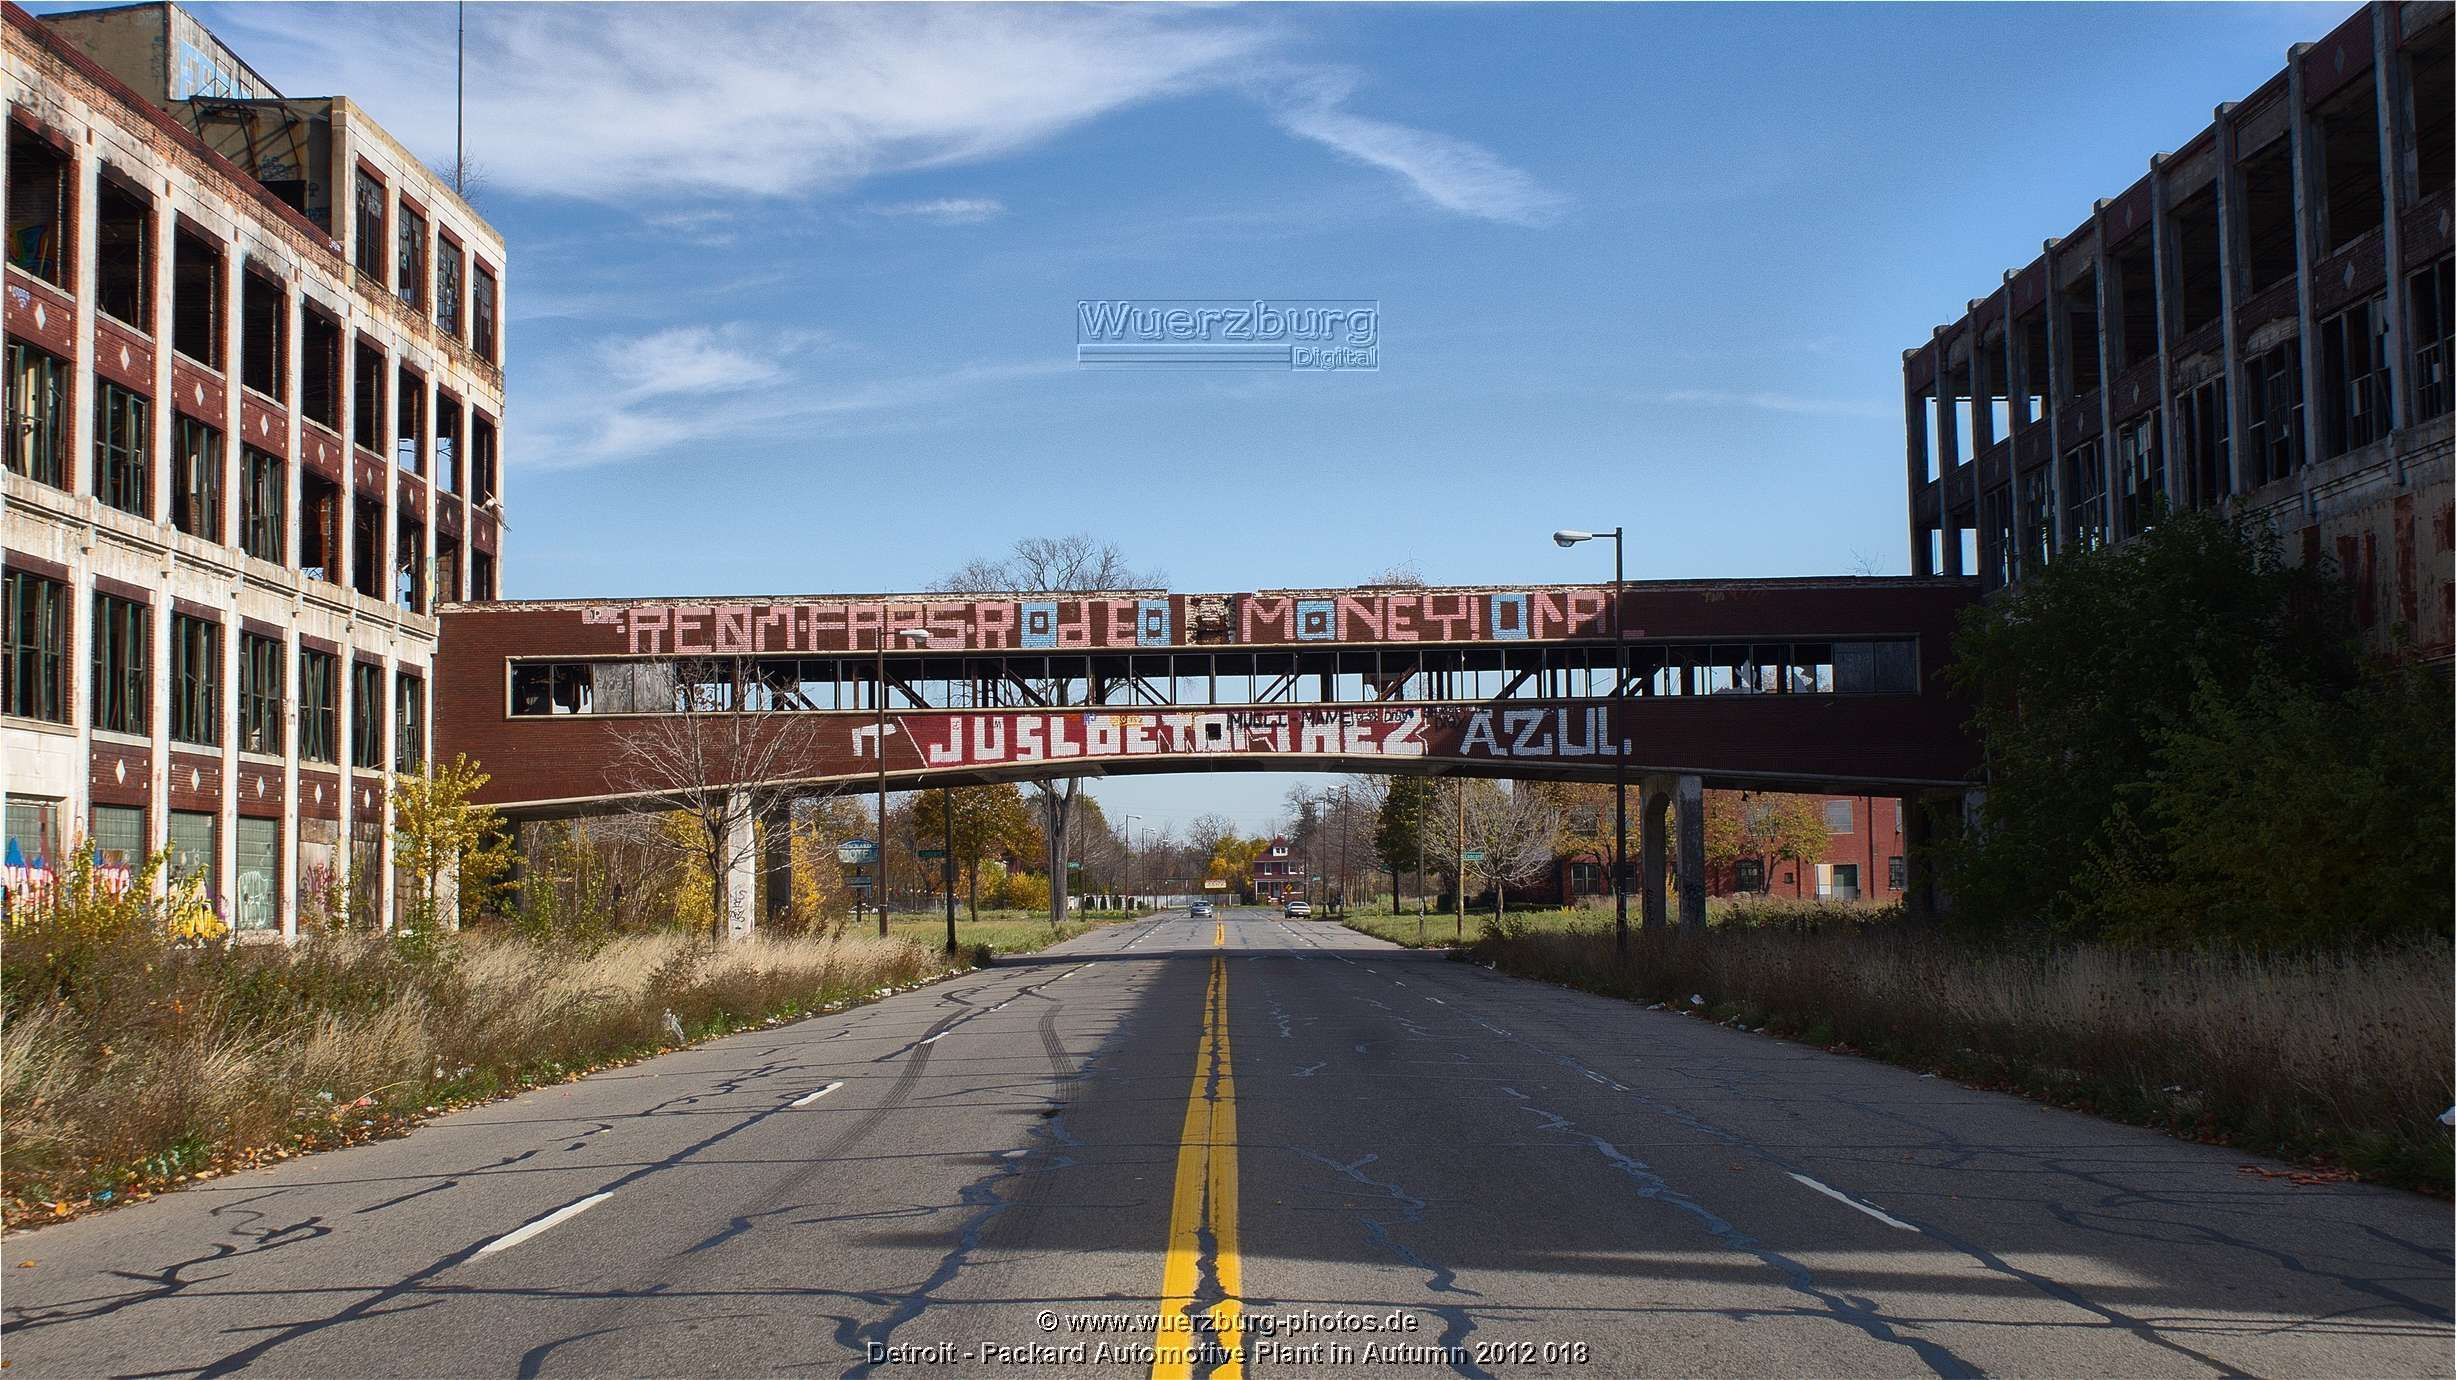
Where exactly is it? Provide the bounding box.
[1554,526,1629,951]
[941,785,957,954]
[1121,814,1140,914]
[876,622,928,938]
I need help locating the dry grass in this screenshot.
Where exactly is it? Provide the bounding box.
[1,926,948,1223]
[1470,920,2454,1192]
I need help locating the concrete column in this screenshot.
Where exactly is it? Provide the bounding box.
[723,790,756,941]
[1639,776,1670,931]
[1903,795,1938,923]
[1674,774,1706,931]
[760,798,794,925]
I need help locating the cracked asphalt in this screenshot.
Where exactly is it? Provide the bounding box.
[3,907,2449,1378]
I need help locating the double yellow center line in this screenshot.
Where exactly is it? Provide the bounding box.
[1154,920,1242,1378]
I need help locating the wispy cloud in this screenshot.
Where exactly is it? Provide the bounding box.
[1660,389,1894,420]
[863,197,1008,225]
[1267,70,1567,227]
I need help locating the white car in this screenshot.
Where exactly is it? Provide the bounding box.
[1283,900,1313,919]
[1190,901,1214,918]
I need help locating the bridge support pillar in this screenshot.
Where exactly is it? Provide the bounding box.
[1639,777,1671,931]
[723,790,757,941]
[1674,774,1707,931]
[761,799,795,927]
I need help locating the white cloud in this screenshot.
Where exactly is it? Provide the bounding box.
[1268,70,1567,226]
[864,197,1008,224]
[1661,389,1895,420]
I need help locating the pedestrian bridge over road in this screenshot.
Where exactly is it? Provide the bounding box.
[435,576,1978,814]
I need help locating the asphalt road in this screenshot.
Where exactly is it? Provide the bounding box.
[4,907,2449,1378]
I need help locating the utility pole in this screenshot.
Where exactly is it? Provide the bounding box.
[1335,788,1350,919]
[874,620,926,938]
[942,786,957,954]
[1454,779,1467,941]
[1121,814,1139,914]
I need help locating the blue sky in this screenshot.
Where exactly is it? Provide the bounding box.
[135,1,2350,837]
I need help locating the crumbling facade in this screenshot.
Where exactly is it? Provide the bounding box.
[1,2,506,934]
[1905,1,2453,661]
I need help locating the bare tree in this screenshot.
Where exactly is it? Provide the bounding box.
[602,656,813,938]
[935,534,1162,925]
[1466,781,1563,927]
[1361,560,1427,587]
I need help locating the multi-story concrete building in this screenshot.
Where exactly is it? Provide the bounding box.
[1905,1,2452,661]
[1,1,506,934]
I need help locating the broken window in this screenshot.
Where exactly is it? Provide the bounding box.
[7,124,69,288]
[2169,187,2222,338]
[2016,310,2049,423]
[1981,484,2016,589]
[240,446,283,564]
[353,169,386,281]
[2412,255,2454,421]
[241,266,284,400]
[394,672,423,770]
[396,201,426,311]
[470,548,496,600]
[471,412,498,503]
[6,339,67,488]
[2412,25,2453,203]
[352,340,384,453]
[350,660,384,769]
[2178,377,2229,507]
[1981,329,2011,439]
[351,495,383,598]
[301,471,341,584]
[2241,338,2304,487]
[171,415,223,542]
[90,593,147,735]
[96,173,150,328]
[2061,439,2105,551]
[2318,294,2391,456]
[436,531,462,603]
[473,263,498,362]
[94,381,150,517]
[2112,237,2159,371]
[299,648,338,764]
[435,395,460,493]
[396,510,424,614]
[2114,414,2163,539]
[2060,268,2101,395]
[301,307,341,430]
[436,237,463,338]
[168,612,221,746]
[2239,137,2298,293]
[510,663,593,716]
[395,366,424,475]
[2021,466,2057,571]
[2,566,68,723]
[172,225,223,368]
[2314,75,2384,254]
[238,631,282,756]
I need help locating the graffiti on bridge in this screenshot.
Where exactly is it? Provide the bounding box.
[845,705,1629,771]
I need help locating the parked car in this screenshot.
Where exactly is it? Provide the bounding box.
[1190,901,1214,918]
[1283,899,1313,919]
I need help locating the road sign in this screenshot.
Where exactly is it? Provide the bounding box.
[916,848,946,860]
[1202,879,1228,891]
[837,839,878,865]
[1066,861,1082,871]
[846,875,874,890]
[1461,850,1485,862]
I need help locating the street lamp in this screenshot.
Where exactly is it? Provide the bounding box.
[1553,525,1630,950]
[1122,814,1140,914]
[876,622,929,937]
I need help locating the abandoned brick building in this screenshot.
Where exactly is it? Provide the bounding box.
[1,1,505,933]
[1905,1,2454,661]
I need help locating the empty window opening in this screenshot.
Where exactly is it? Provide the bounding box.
[171,415,223,542]
[2315,75,2384,254]
[436,238,463,338]
[301,307,341,430]
[2412,25,2453,203]
[2112,237,2159,370]
[1957,525,1979,576]
[396,201,426,311]
[2016,310,2049,421]
[1918,390,1942,482]
[2318,294,2391,456]
[96,174,150,328]
[435,396,460,493]
[396,511,424,614]
[1949,363,1976,464]
[351,496,383,599]
[2022,467,2057,570]
[241,266,284,400]
[94,381,149,517]
[436,532,463,603]
[2062,439,2106,551]
[472,412,498,503]
[470,547,497,600]
[172,225,223,368]
[2242,338,2304,487]
[473,263,498,362]
[2179,377,2230,506]
[1981,484,2016,590]
[395,369,424,475]
[2240,138,2298,293]
[352,341,384,453]
[2169,188,2222,337]
[2411,255,2454,421]
[2115,414,2163,539]
[240,446,283,564]
[7,124,69,288]
[2060,267,2101,394]
[353,169,386,281]
[301,471,342,585]
[6,339,67,488]
[1982,329,2012,438]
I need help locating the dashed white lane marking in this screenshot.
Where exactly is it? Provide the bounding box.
[790,1081,845,1108]
[476,1192,614,1256]
[1425,996,1445,1005]
[1787,1172,1920,1232]
[918,1032,946,1045]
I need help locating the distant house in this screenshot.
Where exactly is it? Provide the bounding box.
[1249,838,1300,902]
[1527,794,1908,905]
